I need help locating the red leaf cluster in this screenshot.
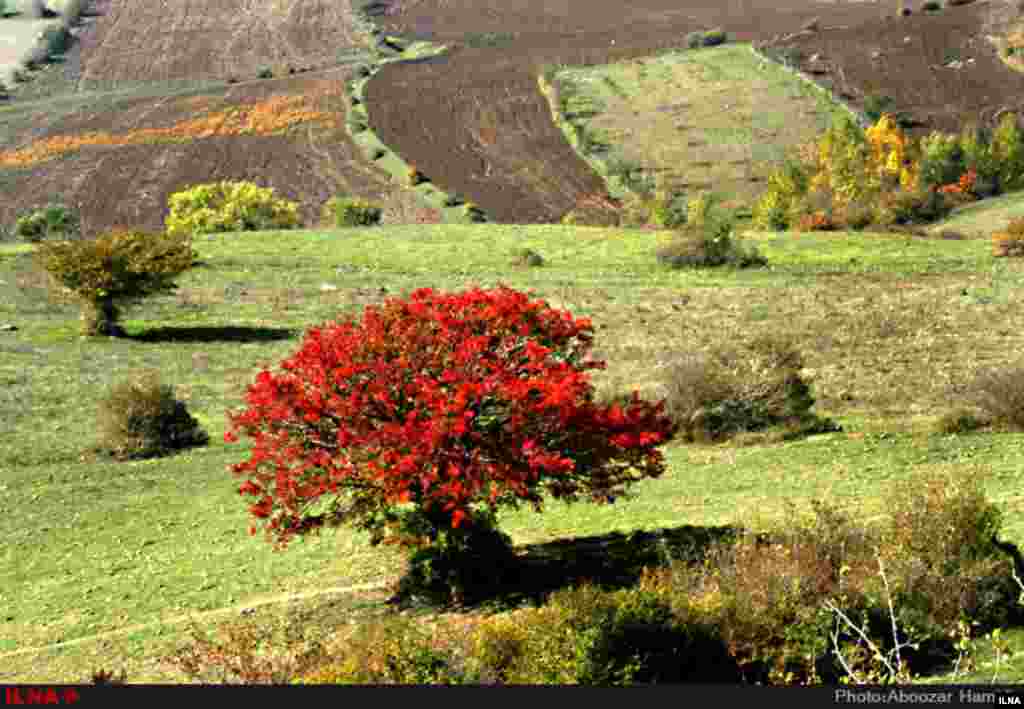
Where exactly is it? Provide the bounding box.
[224,285,678,549]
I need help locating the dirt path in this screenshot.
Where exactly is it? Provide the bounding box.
[0,580,394,661]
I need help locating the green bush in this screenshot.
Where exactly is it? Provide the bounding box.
[752,158,810,231]
[655,219,766,270]
[257,67,273,79]
[13,203,80,242]
[702,28,728,47]
[934,408,989,435]
[466,584,737,684]
[371,147,387,160]
[322,196,382,227]
[42,25,70,56]
[509,247,544,267]
[685,31,704,49]
[659,335,819,442]
[165,180,300,237]
[32,227,196,336]
[916,131,965,192]
[992,113,1024,192]
[650,191,689,228]
[863,94,895,124]
[92,369,209,460]
[921,0,941,10]
[442,192,464,207]
[464,201,486,223]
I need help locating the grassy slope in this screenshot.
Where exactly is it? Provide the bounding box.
[3,18,1024,683]
[2,200,1024,681]
[542,43,840,211]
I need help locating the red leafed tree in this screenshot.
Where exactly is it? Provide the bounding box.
[225,284,678,602]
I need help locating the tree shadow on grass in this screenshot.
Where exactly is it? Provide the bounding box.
[129,325,298,344]
[390,523,745,614]
[385,523,749,683]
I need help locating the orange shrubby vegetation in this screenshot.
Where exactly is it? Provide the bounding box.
[0,95,341,168]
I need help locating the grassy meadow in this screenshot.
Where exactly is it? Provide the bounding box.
[3,203,1024,680]
[542,43,840,212]
[3,12,1024,683]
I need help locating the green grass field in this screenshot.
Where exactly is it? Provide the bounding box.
[542,43,841,210]
[3,192,1024,681]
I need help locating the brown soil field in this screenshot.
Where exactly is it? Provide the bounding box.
[765,1,1024,138]
[3,0,1024,235]
[0,69,397,237]
[365,0,1024,222]
[73,0,371,86]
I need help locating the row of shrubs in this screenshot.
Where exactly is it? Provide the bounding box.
[3,182,486,245]
[752,111,1024,234]
[108,466,1019,685]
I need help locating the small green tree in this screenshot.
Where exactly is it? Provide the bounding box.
[992,113,1024,192]
[33,228,196,337]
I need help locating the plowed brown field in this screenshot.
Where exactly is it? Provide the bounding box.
[364,0,1024,222]
[0,69,396,237]
[75,0,370,85]
[3,0,1024,235]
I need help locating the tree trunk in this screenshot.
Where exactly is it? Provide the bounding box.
[80,297,125,337]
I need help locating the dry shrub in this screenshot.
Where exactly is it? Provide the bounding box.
[89,668,127,685]
[965,363,1024,430]
[296,612,471,684]
[93,369,208,460]
[640,500,884,684]
[636,471,1021,684]
[660,335,824,442]
[881,470,1019,634]
[166,615,334,684]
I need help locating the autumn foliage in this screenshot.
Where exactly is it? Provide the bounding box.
[224,285,679,555]
[753,112,1024,231]
[0,95,340,168]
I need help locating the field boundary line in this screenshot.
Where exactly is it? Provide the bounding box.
[0,580,393,661]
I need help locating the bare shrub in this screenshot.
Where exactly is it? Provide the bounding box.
[966,364,1024,430]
